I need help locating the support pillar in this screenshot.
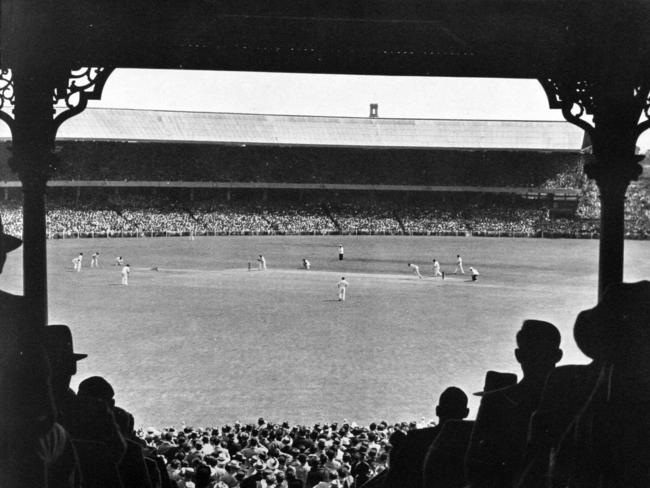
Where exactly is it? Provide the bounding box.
[586,158,641,296]
[11,68,56,327]
[540,78,648,298]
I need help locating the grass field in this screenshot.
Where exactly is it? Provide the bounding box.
[1,235,649,428]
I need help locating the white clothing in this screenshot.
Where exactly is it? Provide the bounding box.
[433,261,442,277]
[409,264,423,279]
[257,256,267,270]
[303,260,311,270]
[121,266,130,285]
[337,279,349,301]
[91,253,99,268]
[72,256,82,272]
[454,256,465,274]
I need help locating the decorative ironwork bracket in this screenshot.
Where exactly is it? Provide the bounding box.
[539,78,650,141]
[52,66,115,133]
[0,69,16,136]
[0,66,115,137]
[539,78,650,188]
[538,78,597,139]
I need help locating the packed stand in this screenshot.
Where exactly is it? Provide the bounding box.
[1,188,650,238]
[330,204,402,235]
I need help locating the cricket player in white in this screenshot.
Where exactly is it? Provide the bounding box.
[338,245,344,261]
[337,277,349,301]
[454,254,465,274]
[257,255,267,270]
[408,263,423,279]
[303,258,311,270]
[91,252,100,268]
[72,253,83,272]
[121,264,130,285]
[469,266,480,282]
[432,259,443,278]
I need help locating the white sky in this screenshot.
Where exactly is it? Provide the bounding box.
[90,69,650,150]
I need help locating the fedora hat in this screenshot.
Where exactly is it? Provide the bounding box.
[43,325,87,374]
[574,281,650,360]
[474,371,518,396]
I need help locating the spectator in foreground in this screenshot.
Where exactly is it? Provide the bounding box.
[543,282,650,488]
[465,320,562,488]
[44,325,127,487]
[422,372,516,488]
[384,387,470,488]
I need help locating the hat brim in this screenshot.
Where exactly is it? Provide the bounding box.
[2,234,22,253]
[74,353,88,361]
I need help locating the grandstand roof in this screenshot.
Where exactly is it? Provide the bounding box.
[10,108,584,151]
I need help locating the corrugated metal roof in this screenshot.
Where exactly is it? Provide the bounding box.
[0,108,584,150]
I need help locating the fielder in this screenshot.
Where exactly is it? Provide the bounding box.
[337,277,349,301]
[72,253,83,272]
[408,263,423,279]
[432,259,444,278]
[338,245,344,261]
[469,266,480,282]
[454,254,465,275]
[121,264,130,285]
[257,255,267,270]
[91,252,100,268]
[302,258,311,270]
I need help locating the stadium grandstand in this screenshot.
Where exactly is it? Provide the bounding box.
[0,106,647,239]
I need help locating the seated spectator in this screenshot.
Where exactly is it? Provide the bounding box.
[549,282,650,488]
[465,320,562,488]
[0,344,79,488]
[384,387,470,488]
[423,420,475,488]
[421,372,517,488]
[44,325,126,487]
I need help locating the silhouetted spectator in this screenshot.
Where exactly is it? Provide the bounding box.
[422,372,516,488]
[0,218,78,488]
[384,387,470,488]
[466,320,562,488]
[550,282,650,488]
[44,325,126,487]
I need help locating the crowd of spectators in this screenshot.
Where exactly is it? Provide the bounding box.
[0,196,632,239]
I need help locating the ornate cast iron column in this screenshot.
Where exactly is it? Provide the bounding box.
[540,79,648,298]
[0,67,114,327]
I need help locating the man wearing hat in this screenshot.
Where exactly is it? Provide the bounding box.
[466,319,562,488]
[240,457,266,488]
[44,325,127,468]
[0,215,32,341]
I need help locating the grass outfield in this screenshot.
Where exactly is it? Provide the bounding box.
[2,235,649,428]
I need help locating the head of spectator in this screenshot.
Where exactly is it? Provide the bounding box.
[436,386,470,424]
[216,451,228,467]
[574,280,650,366]
[78,375,115,407]
[515,320,562,383]
[43,325,87,401]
